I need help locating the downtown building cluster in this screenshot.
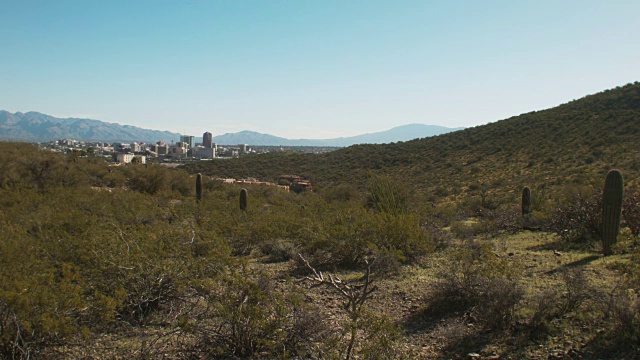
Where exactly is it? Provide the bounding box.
[41,131,252,164]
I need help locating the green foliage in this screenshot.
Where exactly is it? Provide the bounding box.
[607,285,640,351]
[0,224,85,357]
[3,84,640,359]
[426,240,523,330]
[297,204,433,270]
[547,187,602,243]
[186,271,331,359]
[181,83,640,221]
[322,183,361,203]
[357,311,404,360]
[0,171,233,354]
[602,169,624,255]
[366,174,408,215]
[623,191,640,237]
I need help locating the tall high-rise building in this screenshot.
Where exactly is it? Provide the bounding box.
[180,135,195,149]
[203,132,213,148]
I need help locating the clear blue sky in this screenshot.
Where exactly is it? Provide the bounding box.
[1,0,639,139]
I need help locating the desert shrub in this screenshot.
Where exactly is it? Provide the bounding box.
[308,206,375,268]
[557,267,596,314]
[322,183,362,203]
[167,170,192,196]
[81,204,229,326]
[370,248,404,278]
[300,255,402,359]
[426,240,523,330]
[366,174,409,215]
[472,276,524,329]
[101,167,127,188]
[422,219,453,250]
[21,149,66,191]
[430,202,458,227]
[525,288,560,339]
[124,165,192,196]
[126,165,169,195]
[186,272,331,359]
[623,191,640,237]
[472,206,523,238]
[547,189,602,243]
[489,206,523,234]
[227,207,309,257]
[368,212,433,263]
[297,205,432,270]
[259,238,298,263]
[609,289,640,350]
[456,195,484,218]
[523,267,596,339]
[594,277,640,353]
[449,219,484,240]
[355,311,404,360]
[0,225,85,358]
[1,186,230,334]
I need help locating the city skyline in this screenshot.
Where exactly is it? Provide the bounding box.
[1,1,639,139]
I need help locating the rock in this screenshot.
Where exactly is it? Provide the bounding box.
[468,353,481,359]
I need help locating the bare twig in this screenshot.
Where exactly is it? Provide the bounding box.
[298,254,377,360]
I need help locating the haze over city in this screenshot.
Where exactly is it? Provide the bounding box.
[1,0,639,139]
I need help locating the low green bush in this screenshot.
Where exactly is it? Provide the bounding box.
[425,240,523,330]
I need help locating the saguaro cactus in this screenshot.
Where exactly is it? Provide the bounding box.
[240,188,248,211]
[602,169,624,256]
[196,173,203,201]
[522,186,531,217]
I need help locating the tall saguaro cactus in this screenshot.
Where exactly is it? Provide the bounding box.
[522,186,531,216]
[196,173,203,201]
[240,188,248,211]
[602,169,624,256]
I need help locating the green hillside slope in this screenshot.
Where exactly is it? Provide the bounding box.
[183,82,640,202]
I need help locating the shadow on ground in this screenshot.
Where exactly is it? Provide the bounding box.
[543,255,602,276]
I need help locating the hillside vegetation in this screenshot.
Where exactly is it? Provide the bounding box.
[184,82,640,200]
[0,82,639,359]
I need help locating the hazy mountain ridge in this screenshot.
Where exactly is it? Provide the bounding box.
[213,124,463,146]
[0,111,181,143]
[0,110,462,145]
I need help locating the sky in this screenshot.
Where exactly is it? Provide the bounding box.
[1,0,639,139]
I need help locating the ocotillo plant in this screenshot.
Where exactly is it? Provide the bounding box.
[602,169,624,256]
[196,173,203,201]
[522,186,531,216]
[240,188,248,211]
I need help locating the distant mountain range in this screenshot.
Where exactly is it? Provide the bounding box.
[0,111,180,143]
[213,124,463,147]
[0,110,463,146]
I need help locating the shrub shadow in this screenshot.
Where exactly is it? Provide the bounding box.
[543,255,601,276]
